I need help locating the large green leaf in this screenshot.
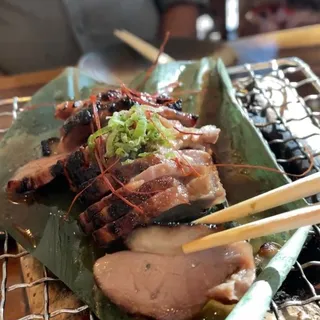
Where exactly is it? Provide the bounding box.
[0,59,308,320]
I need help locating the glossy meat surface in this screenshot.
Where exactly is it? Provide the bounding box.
[94,225,255,320]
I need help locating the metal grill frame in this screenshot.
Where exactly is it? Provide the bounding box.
[0,232,92,319]
[0,57,320,319]
[229,57,320,318]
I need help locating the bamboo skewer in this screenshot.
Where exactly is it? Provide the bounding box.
[113,29,237,67]
[183,203,320,254]
[114,29,174,64]
[182,172,320,253]
[194,172,320,224]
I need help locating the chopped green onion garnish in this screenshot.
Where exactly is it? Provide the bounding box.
[87,105,176,161]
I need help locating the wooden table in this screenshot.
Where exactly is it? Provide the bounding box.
[1,24,320,319]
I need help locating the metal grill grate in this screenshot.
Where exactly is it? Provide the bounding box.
[0,57,320,319]
[229,57,320,319]
[0,231,92,319]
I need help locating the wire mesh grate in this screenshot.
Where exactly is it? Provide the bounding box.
[0,57,320,319]
[0,232,92,319]
[230,57,320,319]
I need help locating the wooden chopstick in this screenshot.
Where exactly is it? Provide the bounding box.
[183,203,320,254]
[114,29,174,63]
[0,96,31,107]
[114,29,237,67]
[194,172,320,225]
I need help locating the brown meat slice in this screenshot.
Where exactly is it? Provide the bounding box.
[81,152,214,225]
[94,225,255,320]
[178,149,212,164]
[40,137,60,157]
[186,165,226,206]
[155,106,198,127]
[92,180,189,246]
[159,116,220,150]
[79,150,214,205]
[81,164,226,236]
[54,89,122,120]
[57,98,135,152]
[79,180,144,234]
[126,224,217,255]
[78,154,163,205]
[63,148,100,192]
[7,153,68,194]
[207,268,256,303]
[54,90,184,121]
[57,123,92,154]
[7,147,100,196]
[79,176,175,234]
[89,163,226,245]
[130,152,212,184]
[57,101,199,153]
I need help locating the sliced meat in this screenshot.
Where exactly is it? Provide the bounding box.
[78,154,163,205]
[186,165,226,206]
[57,121,92,154]
[156,96,182,111]
[94,225,255,320]
[7,147,100,196]
[79,180,144,234]
[7,153,68,194]
[155,106,198,127]
[57,101,199,153]
[57,98,135,152]
[92,180,189,246]
[84,161,226,244]
[63,148,100,192]
[79,176,176,234]
[41,137,60,157]
[126,224,217,255]
[98,89,123,102]
[207,269,256,303]
[79,150,214,205]
[55,89,123,121]
[130,151,212,184]
[160,117,220,149]
[178,149,212,165]
[54,90,186,122]
[55,100,87,121]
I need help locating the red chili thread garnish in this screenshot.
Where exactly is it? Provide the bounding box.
[155,81,182,95]
[173,126,203,136]
[146,110,201,177]
[139,31,171,90]
[90,121,95,134]
[90,94,107,168]
[214,148,314,178]
[110,173,164,195]
[90,96,101,130]
[215,162,313,178]
[94,150,143,213]
[65,157,121,219]
[170,89,204,96]
[173,157,190,176]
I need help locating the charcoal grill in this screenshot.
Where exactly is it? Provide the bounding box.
[0,57,320,319]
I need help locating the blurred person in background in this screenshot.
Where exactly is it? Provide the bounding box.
[0,0,209,74]
[238,0,320,36]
